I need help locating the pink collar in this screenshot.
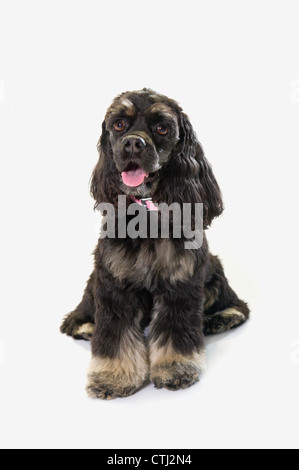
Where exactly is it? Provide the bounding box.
[130,197,159,211]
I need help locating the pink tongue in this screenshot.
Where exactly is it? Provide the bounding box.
[121,168,149,187]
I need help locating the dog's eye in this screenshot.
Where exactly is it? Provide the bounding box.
[113,120,126,132]
[156,124,168,136]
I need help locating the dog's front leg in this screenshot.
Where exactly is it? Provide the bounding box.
[149,283,206,391]
[86,274,149,400]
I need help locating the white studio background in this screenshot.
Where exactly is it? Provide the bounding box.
[0,0,299,450]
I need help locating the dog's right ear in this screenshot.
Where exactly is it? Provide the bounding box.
[90,120,119,207]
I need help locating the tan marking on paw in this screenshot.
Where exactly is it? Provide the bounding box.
[203,307,246,334]
[149,341,206,390]
[74,323,95,338]
[220,308,246,320]
[86,328,149,399]
[150,341,206,373]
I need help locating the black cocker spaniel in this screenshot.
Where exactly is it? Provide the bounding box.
[61,88,249,399]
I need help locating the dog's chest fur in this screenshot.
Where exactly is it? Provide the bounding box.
[100,238,196,289]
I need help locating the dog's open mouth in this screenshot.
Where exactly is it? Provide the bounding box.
[121,162,157,187]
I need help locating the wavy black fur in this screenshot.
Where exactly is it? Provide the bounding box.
[61,88,250,399]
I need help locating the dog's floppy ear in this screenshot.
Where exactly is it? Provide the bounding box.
[90,121,119,207]
[155,112,224,228]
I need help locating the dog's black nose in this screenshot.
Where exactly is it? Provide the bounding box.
[123,137,146,154]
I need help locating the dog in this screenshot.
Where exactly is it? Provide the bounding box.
[61,88,250,399]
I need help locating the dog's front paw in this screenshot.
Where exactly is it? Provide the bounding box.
[150,343,206,391]
[86,373,141,400]
[150,361,201,390]
[86,355,149,400]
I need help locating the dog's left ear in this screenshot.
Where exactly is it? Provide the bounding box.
[90,121,119,207]
[155,112,224,228]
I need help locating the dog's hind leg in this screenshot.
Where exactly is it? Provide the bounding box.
[60,271,96,341]
[203,255,250,335]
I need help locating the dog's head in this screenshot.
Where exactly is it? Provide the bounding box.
[91,88,223,228]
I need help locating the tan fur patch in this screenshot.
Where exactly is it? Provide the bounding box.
[220,308,246,320]
[203,307,246,335]
[74,323,95,338]
[155,239,195,283]
[120,98,135,116]
[106,98,135,119]
[104,238,195,287]
[149,340,206,390]
[148,103,176,120]
[87,326,149,398]
[150,340,206,373]
[104,244,148,284]
[204,284,220,310]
